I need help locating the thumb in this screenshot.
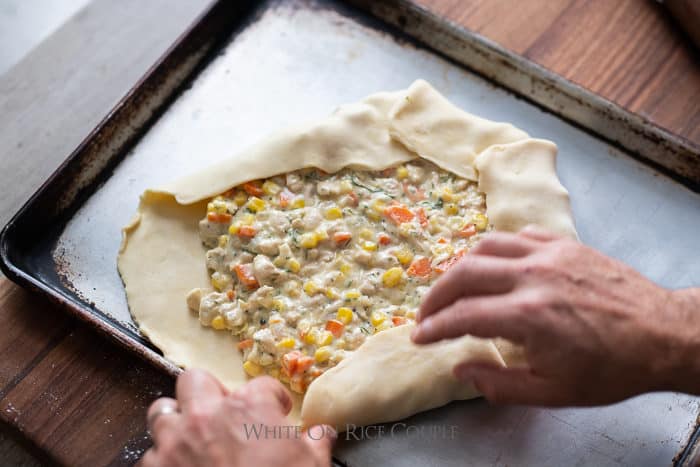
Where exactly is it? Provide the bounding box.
[304,424,336,465]
[455,362,559,406]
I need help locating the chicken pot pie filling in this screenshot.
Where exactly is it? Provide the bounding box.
[187,160,491,394]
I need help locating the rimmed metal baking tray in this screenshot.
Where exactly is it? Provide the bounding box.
[1,0,699,465]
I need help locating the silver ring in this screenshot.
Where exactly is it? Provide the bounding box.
[147,404,179,432]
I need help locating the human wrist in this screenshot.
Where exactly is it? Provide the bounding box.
[655,288,700,394]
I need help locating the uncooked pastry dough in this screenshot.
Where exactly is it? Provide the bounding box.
[118,79,576,429]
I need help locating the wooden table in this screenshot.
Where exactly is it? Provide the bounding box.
[0,1,698,465]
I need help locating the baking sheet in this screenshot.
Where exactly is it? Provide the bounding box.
[7,0,700,465]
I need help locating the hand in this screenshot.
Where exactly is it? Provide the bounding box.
[140,370,334,467]
[412,227,700,406]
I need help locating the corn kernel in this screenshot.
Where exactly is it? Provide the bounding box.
[228,222,241,235]
[287,281,301,298]
[262,180,281,195]
[246,197,266,213]
[300,233,318,249]
[445,203,459,215]
[318,331,333,346]
[394,248,414,265]
[211,315,226,330]
[371,199,386,214]
[371,311,386,327]
[336,307,353,324]
[241,213,255,225]
[234,191,248,206]
[382,267,404,288]
[325,288,339,300]
[339,180,353,193]
[243,361,264,377]
[396,166,409,179]
[447,216,465,230]
[374,321,393,333]
[473,213,489,231]
[339,262,351,275]
[208,199,228,214]
[267,368,280,379]
[303,328,318,345]
[291,197,305,209]
[211,272,230,292]
[287,258,301,273]
[441,187,454,202]
[359,228,374,240]
[398,223,412,238]
[345,290,360,300]
[405,309,417,320]
[325,206,343,220]
[218,235,229,248]
[277,337,296,349]
[314,346,332,363]
[304,281,319,295]
[361,241,377,251]
[273,256,286,267]
[314,229,329,242]
[432,244,454,257]
[272,299,286,311]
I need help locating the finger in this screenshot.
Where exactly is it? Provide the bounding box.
[304,424,336,466]
[236,376,293,415]
[176,369,226,414]
[419,255,517,322]
[454,362,563,406]
[147,397,180,436]
[518,225,561,242]
[413,295,526,344]
[138,449,158,467]
[470,232,539,258]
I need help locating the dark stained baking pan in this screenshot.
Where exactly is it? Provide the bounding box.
[1,1,698,465]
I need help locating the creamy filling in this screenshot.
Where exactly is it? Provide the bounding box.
[187,160,489,393]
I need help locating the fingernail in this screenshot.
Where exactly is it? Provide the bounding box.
[411,318,431,342]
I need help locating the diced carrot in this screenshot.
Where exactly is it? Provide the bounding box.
[437,237,448,244]
[407,256,431,277]
[282,350,302,375]
[378,233,392,245]
[279,189,294,208]
[226,290,236,300]
[384,204,415,225]
[296,356,314,374]
[333,231,352,246]
[403,182,426,201]
[207,212,232,223]
[392,316,407,326]
[415,207,428,228]
[234,264,259,289]
[237,225,257,239]
[290,374,307,393]
[435,250,467,274]
[242,180,264,196]
[325,319,345,338]
[456,224,477,239]
[237,338,253,350]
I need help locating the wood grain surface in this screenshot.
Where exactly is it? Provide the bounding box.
[0,0,698,466]
[415,0,700,146]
